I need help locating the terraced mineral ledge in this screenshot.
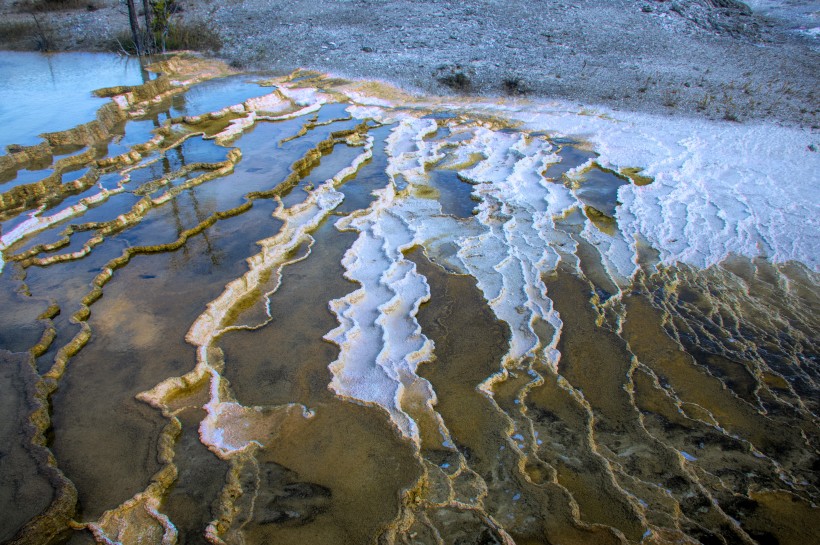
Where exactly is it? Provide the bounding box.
[0,53,818,545]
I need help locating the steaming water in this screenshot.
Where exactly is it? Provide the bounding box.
[0,53,818,545]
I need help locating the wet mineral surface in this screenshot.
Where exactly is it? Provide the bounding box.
[0,53,818,545]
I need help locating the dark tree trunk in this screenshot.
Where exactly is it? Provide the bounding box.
[142,0,154,51]
[126,0,143,55]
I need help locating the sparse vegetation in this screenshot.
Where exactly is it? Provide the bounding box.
[662,89,679,108]
[2,13,55,51]
[0,21,40,44]
[149,0,180,52]
[0,0,814,126]
[696,92,714,112]
[163,20,222,52]
[113,0,221,55]
[28,11,53,51]
[637,75,654,94]
[723,110,739,122]
[22,0,97,12]
[434,64,473,92]
[109,20,221,54]
[502,76,529,96]
[440,72,470,91]
[721,91,739,121]
[108,29,140,55]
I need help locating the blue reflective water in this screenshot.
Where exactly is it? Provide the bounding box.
[169,75,272,118]
[0,52,145,151]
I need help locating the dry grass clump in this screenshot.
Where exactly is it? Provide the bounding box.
[163,20,222,52]
[0,18,54,50]
[109,21,222,54]
[0,21,39,43]
[27,0,98,12]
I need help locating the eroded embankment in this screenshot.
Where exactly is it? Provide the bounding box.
[0,58,817,545]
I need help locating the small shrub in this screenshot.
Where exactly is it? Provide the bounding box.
[721,91,739,122]
[434,64,474,92]
[439,71,471,91]
[107,29,140,55]
[696,93,713,111]
[502,76,529,96]
[723,109,739,122]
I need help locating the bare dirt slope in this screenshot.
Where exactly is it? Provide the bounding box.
[1,0,818,126]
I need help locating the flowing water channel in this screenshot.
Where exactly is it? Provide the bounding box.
[0,52,818,545]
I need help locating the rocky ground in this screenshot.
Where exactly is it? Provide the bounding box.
[1,0,818,126]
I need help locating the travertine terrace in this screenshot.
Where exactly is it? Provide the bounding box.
[0,53,818,545]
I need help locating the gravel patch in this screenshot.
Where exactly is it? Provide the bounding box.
[1,0,818,126]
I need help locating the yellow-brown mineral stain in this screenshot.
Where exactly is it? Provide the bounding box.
[1,54,817,545]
